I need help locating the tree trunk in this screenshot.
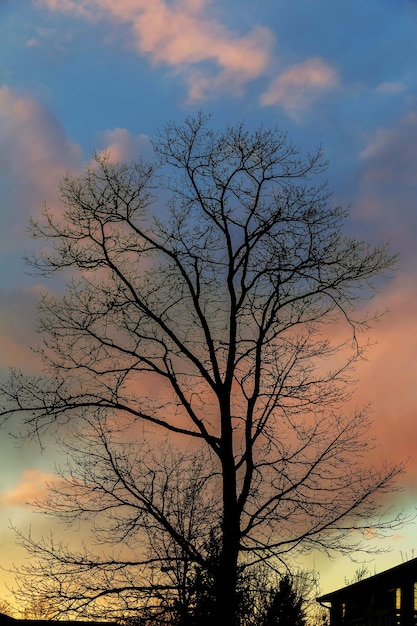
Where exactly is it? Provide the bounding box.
[215,525,240,625]
[216,400,240,626]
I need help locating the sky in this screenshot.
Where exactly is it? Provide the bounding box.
[0,0,417,608]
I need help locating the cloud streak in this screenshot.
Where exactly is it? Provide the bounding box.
[33,1,344,112]
[355,111,417,268]
[34,0,274,100]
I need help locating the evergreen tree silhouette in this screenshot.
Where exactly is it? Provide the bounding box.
[263,574,306,626]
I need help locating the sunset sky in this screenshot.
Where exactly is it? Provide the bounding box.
[1,0,417,607]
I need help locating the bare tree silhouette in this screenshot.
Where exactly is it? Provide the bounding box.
[0,113,405,625]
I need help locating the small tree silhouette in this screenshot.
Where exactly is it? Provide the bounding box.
[262,574,306,626]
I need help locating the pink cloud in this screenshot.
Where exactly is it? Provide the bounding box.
[0,86,82,250]
[34,0,274,100]
[260,57,339,119]
[95,127,152,162]
[0,88,83,375]
[0,90,156,380]
[33,0,91,18]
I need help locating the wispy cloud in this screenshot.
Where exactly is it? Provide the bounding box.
[34,0,274,100]
[355,111,417,261]
[359,112,417,166]
[33,0,91,18]
[376,81,405,94]
[25,27,74,53]
[260,57,339,120]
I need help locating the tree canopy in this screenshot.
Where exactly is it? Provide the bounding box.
[0,112,404,625]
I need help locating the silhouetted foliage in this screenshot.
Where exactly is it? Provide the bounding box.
[262,575,306,626]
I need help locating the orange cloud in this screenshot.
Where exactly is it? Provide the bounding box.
[260,57,339,119]
[350,275,417,475]
[34,0,274,100]
[0,469,55,507]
